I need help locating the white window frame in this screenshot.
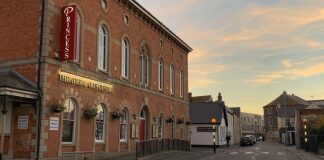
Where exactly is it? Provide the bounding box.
[158,58,164,91]
[121,38,130,79]
[73,12,81,63]
[158,113,164,139]
[170,64,175,95]
[95,104,105,143]
[120,108,128,142]
[268,108,272,114]
[62,99,76,144]
[140,47,149,87]
[98,25,108,71]
[180,69,184,97]
[268,117,273,126]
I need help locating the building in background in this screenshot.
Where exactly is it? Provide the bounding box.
[189,93,231,147]
[240,112,264,138]
[295,103,324,149]
[230,107,241,144]
[263,91,310,142]
[0,0,192,159]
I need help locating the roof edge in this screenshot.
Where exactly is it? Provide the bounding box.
[128,0,193,52]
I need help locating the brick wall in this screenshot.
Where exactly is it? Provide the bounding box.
[1,0,191,159]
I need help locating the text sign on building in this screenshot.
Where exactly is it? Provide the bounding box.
[60,5,77,61]
[50,117,59,130]
[17,115,29,129]
[58,70,113,92]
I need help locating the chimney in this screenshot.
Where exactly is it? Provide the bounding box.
[188,92,192,102]
[218,92,222,102]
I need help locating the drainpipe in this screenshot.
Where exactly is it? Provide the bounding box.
[36,0,45,159]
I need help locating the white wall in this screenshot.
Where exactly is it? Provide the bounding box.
[190,124,216,145]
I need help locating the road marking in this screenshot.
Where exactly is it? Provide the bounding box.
[261,152,269,154]
[254,147,260,150]
[278,152,285,155]
[229,152,238,155]
[246,151,254,154]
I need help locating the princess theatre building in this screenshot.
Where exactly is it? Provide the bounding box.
[0,0,192,159]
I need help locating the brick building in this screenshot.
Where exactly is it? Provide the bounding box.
[263,91,310,141]
[0,0,192,159]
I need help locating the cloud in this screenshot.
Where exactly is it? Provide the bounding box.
[188,63,225,90]
[248,61,324,85]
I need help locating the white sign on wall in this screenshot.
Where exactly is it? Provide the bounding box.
[17,115,29,129]
[49,117,59,131]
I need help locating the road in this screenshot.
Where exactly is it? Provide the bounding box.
[144,141,323,160]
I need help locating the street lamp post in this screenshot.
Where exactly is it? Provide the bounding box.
[303,118,308,152]
[211,118,217,154]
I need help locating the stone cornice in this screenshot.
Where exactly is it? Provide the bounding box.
[114,0,193,53]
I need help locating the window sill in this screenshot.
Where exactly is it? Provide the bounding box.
[95,141,105,144]
[159,90,164,93]
[120,140,128,143]
[61,143,76,146]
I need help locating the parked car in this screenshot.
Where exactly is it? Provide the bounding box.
[240,136,254,146]
[245,135,257,144]
[257,136,263,141]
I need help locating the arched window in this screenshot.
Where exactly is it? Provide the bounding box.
[74,11,81,63]
[180,69,184,97]
[120,108,128,142]
[180,117,184,139]
[171,115,175,139]
[121,38,130,78]
[62,99,76,143]
[158,58,164,91]
[95,104,105,142]
[170,64,175,95]
[98,24,108,71]
[158,113,164,139]
[140,46,149,86]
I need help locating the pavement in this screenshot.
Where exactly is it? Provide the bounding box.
[108,141,324,160]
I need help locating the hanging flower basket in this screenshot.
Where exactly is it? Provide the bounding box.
[83,107,98,118]
[111,111,122,120]
[177,119,184,125]
[51,101,65,113]
[166,117,173,123]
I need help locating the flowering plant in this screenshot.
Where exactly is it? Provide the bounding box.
[51,101,65,113]
[83,106,98,118]
[177,119,184,125]
[111,110,124,119]
[166,117,173,123]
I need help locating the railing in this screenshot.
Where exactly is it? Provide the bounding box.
[300,134,324,154]
[135,139,190,159]
[61,151,95,160]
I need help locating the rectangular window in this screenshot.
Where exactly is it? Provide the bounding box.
[268,108,272,114]
[180,70,184,97]
[268,117,273,126]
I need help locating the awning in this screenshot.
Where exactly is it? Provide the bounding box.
[0,68,38,99]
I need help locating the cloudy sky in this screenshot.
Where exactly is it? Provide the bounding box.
[137,0,324,114]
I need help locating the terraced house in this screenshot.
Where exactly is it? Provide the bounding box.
[0,0,192,159]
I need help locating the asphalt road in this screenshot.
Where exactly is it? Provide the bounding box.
[144,141,323,160]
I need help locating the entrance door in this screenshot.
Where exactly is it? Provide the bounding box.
[140,119,146,141]
[12,104,34,159]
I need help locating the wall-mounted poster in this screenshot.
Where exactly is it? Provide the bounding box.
[49,117,60,130]
[17,115,29,129]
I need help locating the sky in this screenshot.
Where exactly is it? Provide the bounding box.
[136,0,324,115]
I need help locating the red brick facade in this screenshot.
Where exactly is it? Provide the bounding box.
[0,0,192,159]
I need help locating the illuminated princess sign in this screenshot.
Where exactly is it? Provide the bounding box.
[60,5,77,61]
[58,70,113,92]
